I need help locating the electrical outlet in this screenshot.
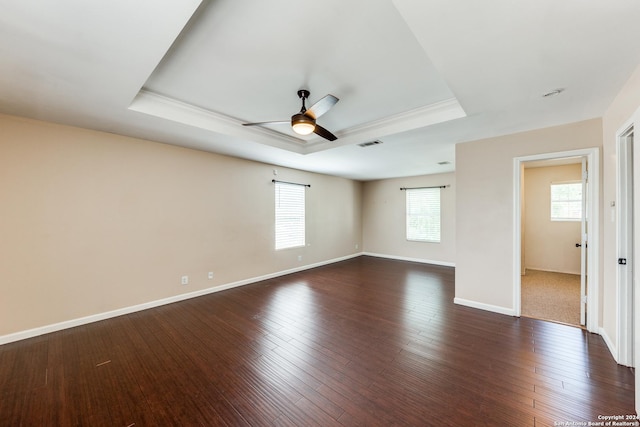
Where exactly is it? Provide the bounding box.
[298,255,302,261]
[181,275,189,285]
[355,244,359,249]
[208,272,214,280]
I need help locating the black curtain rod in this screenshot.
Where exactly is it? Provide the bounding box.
[400,185,449,190]
[272,179,310,188]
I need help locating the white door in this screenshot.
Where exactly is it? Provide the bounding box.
[579,158,588,326]
[615,113,639,414]
[633,122,640,414]
[618,127,634,366]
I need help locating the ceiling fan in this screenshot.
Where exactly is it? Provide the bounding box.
[243,90,339,141]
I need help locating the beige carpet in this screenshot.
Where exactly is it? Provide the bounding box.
[521,269,582,326]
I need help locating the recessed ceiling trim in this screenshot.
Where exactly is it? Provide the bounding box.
[346,97,465,136]
[130,90,466,156]
[305,97,466,154]
[129,89,307,153]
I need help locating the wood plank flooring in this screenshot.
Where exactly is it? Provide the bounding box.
[0,256,635,426]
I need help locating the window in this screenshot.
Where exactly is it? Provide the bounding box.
[275,182,305,250]
[550,181,582,221]
[406,188,441,242]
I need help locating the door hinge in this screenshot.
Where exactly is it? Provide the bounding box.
[618,258,628,265]
[581,296,588,304]
[582,170,588,181]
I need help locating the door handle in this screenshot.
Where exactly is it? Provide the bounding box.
[575,243,581,247]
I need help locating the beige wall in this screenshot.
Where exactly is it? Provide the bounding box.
[455,119,602,311]
[0,114,362,338]
[362,173,455,265]
[5,63,640,345]
[523,164,582,274]
[602,64,640,350]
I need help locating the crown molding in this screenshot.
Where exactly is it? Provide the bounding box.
[306,98,466,153]
[129,90,466,155]
[129,89,308,153]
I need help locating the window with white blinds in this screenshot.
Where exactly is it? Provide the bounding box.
[275,182,306,250]
[550,181,582,221]
[406,188,441,242]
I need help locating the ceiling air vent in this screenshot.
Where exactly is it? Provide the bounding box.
[542,88,565,98]
[358,140,383,148]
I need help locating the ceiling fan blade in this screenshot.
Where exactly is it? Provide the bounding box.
[313,124,337,141]
[305,94,339,119]
[242,121,289,127]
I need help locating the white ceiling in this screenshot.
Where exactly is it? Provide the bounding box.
[2,0,640,180]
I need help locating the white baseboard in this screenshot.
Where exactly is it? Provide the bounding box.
[524,267,581,276]
[363,252,455,268]
[0,253,362,346]
[453,297,516,317]
[599,327,619,364]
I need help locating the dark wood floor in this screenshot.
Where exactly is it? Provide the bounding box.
[0,256,635,426]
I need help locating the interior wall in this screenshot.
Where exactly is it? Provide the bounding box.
[523,164,582,275]
[455,119,602,312]
[0,114,363,338]
[602,63,640,353]
[361,172,455,265]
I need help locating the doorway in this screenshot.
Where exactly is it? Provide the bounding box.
[521,159,583,326]
[513,148,600,334]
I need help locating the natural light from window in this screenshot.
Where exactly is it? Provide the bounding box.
[406,188,441,243]
[550,182,582,221]
[275,181,305,250]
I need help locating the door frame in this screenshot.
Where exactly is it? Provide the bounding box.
[513,147,600,333]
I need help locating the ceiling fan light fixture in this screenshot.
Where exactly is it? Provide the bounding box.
[291,113,316,135]
[243,90,337,141]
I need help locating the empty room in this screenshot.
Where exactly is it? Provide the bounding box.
[2,1,640,425]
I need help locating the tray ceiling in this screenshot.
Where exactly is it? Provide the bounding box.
[1,0,640,179]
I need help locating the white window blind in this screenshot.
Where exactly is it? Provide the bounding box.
[550,182,582,221]
[406,188,441,242]
[275,182,305,250]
